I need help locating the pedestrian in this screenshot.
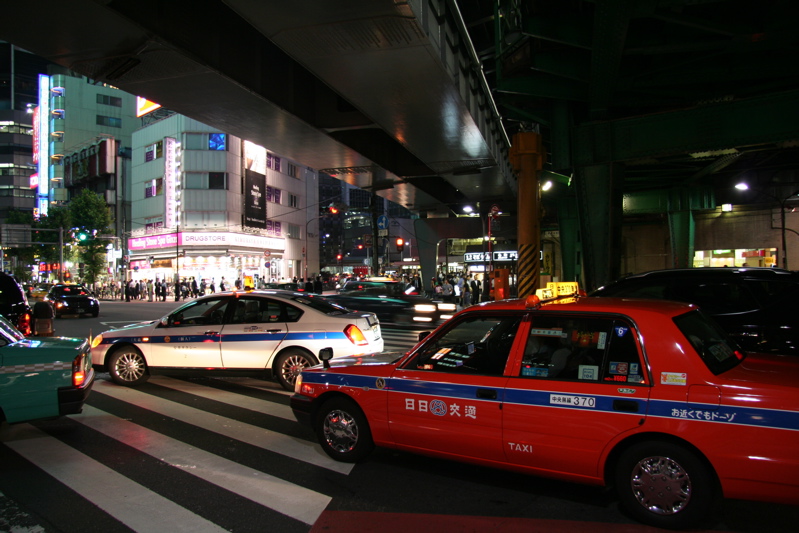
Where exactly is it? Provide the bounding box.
[147,279,154,302]
[314,276,323,294]
[442,277,454,302]
[461,275,472,307]
[220,277,226,291]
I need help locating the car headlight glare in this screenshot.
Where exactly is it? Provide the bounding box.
[414,304,437,313]
[437,303,457,311]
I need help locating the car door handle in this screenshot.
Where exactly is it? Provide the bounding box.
[267,329,283,333]
[204,330,219,336]
[613,400,639,413]
[476,388,497,400]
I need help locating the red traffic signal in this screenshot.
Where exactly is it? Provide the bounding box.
[336,254,342,261]
[396,238,404,252]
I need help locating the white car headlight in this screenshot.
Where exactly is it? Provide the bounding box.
[414,304,437,313]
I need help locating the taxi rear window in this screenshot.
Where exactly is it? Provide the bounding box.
[673,310,743,375]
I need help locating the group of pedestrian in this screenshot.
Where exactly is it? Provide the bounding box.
[430,272,482,307]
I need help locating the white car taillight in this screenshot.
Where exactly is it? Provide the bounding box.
[344,324,368,346]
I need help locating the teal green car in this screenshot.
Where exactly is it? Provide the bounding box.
[0,316,94,424]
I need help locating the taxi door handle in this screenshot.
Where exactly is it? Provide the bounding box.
[204,330,218,336]
[476,388,497,400]
[267,329,283,333]
[613,400,639,413]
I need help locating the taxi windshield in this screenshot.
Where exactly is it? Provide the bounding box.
[673,310,744,375]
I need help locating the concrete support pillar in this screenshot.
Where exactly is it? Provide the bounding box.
[509,132,543,297]
[574,163,623,291]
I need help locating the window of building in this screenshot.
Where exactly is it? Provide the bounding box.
[184,172,227,190]
[184,133,204,150]
[265,220,282,237]
[144,178,163,198]
[267,152,280,172]
[519,315,644,383]
[289,194,299,208]
[286,162,298,178]
[266,186,281,204]
[208,133,227,151]
[184,132,227,151]
[96,115,121,128]
[287,223,300,239]
[209,172,227,190]
[96,94,123,107]
[145,141,163,162]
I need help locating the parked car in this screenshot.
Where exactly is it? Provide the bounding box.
[327,279,456,325]
[590,267,799,355]
[0,315,94,424]
[91,290,383,390]
[292,295,799,530]
[45,283,100,318]
[0,272,33,336]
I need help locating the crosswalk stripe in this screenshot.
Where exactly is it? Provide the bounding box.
[77,405,331,525]
[2,424,228,533]
[153,376,296,420]
[93,380,353,475]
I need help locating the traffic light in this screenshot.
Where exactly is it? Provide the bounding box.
[336,254,342,262]
[327,202,348,215]
[75,229,95,245]
[396,238,404,252]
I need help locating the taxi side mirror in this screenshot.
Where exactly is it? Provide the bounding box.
[418,331,432,343]
[319,347,334,369]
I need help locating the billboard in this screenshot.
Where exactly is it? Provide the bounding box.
[244,169,267,229]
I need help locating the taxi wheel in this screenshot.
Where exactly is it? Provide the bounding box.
[107,346,150,386]
[316,397,374,463]
[275,349,316,391]
[615,441,721,530]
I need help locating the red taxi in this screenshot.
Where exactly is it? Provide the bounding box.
[291,296,799,530]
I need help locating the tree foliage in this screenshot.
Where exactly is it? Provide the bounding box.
[70,189,113,285]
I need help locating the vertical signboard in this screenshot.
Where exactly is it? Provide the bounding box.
[36,74,50,218]
[244,169,267,228]
[164,137,178,228]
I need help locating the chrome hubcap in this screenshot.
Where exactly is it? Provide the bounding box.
[115,352,145,382]
[630,455,691,515]
[281,355,310,385]
[323,409,359,453]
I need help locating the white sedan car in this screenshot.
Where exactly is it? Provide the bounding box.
[91,290,383,390]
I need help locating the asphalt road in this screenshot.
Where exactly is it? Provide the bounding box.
[1,300,797,532]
